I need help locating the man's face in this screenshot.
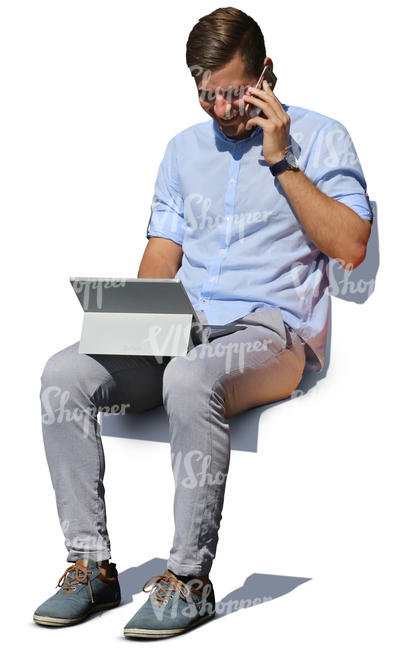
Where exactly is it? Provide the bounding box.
[196,51,264,141]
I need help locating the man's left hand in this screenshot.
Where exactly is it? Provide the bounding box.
[244,80,290,165]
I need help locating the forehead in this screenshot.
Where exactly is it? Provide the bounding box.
[197,51,254,90]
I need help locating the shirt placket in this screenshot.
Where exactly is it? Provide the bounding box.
[198,142,242,310]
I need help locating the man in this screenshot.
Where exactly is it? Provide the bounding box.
[33,6,372,639]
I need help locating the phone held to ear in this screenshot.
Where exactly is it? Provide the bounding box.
[245,65,277,119]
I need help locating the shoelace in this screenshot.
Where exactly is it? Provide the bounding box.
[142,573,191,607]
[56,562,95,603]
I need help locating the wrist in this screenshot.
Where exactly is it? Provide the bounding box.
[269,149,300,176]
[267,150,288,166]
[267,143,291,166]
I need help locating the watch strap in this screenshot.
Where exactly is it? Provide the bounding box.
[269,158,291,176]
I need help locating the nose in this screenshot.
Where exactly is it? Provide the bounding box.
[213,95,235,119]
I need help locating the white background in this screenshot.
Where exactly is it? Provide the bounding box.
[1,0,407,648]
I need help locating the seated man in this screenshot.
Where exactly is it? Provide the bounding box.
[33,6,372,640]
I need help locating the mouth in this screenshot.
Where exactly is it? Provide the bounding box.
[218,114,240,126]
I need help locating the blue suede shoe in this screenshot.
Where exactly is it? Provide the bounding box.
[123,569,215,639]
[33,559,121,626]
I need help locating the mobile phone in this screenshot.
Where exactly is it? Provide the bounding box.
[245,65,277,119]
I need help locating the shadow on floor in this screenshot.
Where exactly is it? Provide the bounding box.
[117,557,311,619]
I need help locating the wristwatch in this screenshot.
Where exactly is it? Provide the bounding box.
[269,150,300,176]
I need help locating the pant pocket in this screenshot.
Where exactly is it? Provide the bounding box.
[236,306,288,346]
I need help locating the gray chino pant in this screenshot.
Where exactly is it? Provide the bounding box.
[40,306,306,576]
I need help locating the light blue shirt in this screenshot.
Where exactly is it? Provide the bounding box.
[146,104,372,372]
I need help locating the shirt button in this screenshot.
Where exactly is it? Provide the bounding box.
[226,216,231,221]
[211,276,216,281]
[229,178,235,184]
[201,298,207,303]
[220,249,226,254]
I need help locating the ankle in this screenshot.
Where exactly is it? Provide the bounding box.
[98,560,115,578]
[169,569,211,592]
[98,560,110,569]
[75,558,112,572]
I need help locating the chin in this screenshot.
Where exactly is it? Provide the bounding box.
[219,119,244,130]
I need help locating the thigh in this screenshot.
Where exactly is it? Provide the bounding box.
[41,340,172,413]
[223,306,306,416]
[164,306,306,419]
[221,325,306,417]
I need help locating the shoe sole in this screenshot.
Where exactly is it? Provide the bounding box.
[33,599,121,627]
[123,611,216,638]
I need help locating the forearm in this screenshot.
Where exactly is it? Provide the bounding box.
[277,169,367,268]
[137,252,176,279]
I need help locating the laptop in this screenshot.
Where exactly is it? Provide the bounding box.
[70,277,246,356]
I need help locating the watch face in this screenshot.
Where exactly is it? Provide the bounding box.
[285,151,298,168]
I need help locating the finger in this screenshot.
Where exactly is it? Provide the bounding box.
[250,82,284,112]
[245,114,269,130]
[246,85,282,120]
[261,80,288,119]
[262,79,276,96]
[244,92,276,121]
[245,93,287,129]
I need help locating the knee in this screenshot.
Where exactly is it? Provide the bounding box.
[41,343,77,386]
[162,355,220,410]
[162,356,195,400]
[40,342,94,408]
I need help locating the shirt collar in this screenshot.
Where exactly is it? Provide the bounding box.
[211,119,262,145]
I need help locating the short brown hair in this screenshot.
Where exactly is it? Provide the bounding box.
[186,7,266,84]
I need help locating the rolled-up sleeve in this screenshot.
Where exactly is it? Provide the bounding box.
[305,120,373,223]
[146,136,185,244]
